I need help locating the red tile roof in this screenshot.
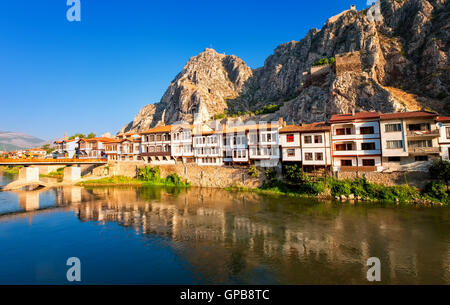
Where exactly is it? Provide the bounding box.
[437,116,450,122]
[279,122,330,133]
[330,112,380,122]
[380,111,438,120]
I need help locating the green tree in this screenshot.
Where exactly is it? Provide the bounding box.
[283,164,310,184]
[429,159,450,188]
[87,132,96,139]
[41,144,55,154]
[68,133,86,140]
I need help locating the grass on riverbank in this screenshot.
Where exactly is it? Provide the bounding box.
[0,165,22,175]
[40,167,64,179]
[227,173,449,206]
[78,170,190,188]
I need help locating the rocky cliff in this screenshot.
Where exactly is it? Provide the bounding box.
[121,0,449,133]
[120,48,252,133]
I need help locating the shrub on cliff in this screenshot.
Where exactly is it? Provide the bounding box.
[138,166,161,182]
[166,173,182,186]
[248,165,260,178]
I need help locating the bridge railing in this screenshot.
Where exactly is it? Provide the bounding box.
[0,158,107,163]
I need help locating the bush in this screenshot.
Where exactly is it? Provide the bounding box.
[283,164,310,184]
[138,166,161,182]
[429,159,450,187]
[423,181,448,201]
[264,168,278,186]
[166,173,182,185]
[298,181,325,195]
[248,165,260,178]
[329,179,352,196]
[312,57,335,66]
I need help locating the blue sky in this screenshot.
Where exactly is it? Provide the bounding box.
[0,0,371,140]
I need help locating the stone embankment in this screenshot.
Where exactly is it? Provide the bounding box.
[105,161,261,188]
[105,162,432,189]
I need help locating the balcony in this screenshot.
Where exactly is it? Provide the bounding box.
[406,129,439,138]
[141,151,171,157]
[408,147,440,154]
[340,166,377,172]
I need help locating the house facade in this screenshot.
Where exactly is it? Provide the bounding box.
[248,122,281,167]
[279,122,332,171]
[437,116,450,161]
[140,125,174,164]
[330,112,383,172]
[53,139,78,159]
[380,111,440,172]
[193,125,223,166]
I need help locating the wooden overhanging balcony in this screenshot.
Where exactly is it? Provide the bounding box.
[408,147,440,154]
[406,129,439,138]
[340,166,377,172]
[141,151,171,157]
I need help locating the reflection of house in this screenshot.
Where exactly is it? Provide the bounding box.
[330,112,382,172]
[437,116,450,161]
[279,122,332,171]
[380,111,440,172]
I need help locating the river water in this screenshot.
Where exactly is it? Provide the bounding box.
[0,172,449,284]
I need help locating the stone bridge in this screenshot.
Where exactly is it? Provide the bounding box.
[0,158,107,191]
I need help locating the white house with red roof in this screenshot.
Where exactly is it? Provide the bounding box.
[330,111,382,172]
[437,116,450,161]
[380,111,440,172]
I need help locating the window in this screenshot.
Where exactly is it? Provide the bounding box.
[304,153,313,161]
[388,157,401,162]
[446,127,450,139]
[360,127,374,135]
[408,140,432,148]
[315,152,323,161]
[335,128,352,135]
[341,160,352,166]
[385,123,402,132]
[415,156,428,161]
[287,149,295,157]
[408,123,430,131]
[286,134,294,143]
[361,142,376,150]
[386,140,403,149]
[335,143,354,151]
[362,159,375,166]
[314,135,322,143]
[304,136,312,144]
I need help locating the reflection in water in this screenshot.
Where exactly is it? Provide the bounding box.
[0,183,449,284]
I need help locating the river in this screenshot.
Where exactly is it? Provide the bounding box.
[0,171,449,284]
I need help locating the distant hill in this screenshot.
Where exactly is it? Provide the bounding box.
[0,130,47,151]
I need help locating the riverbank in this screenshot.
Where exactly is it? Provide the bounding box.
[77,175,190,188]
[0,166,22,175]
[226,177,449,207]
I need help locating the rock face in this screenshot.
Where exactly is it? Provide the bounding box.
[121,0,449,133]
[120,48,252,133]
